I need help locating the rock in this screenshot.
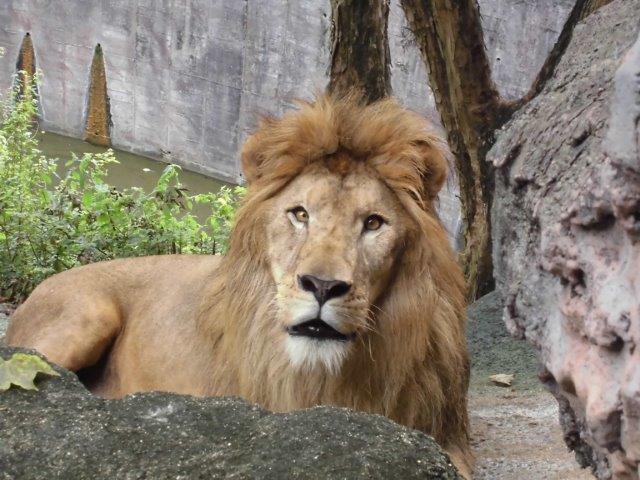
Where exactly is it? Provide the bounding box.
[490,1,640,478]
[0,344,461,480]
[488,374,514,387]
[0,304,11,339]
[0,313,8,338]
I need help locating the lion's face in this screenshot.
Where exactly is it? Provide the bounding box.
[265,158,412,373]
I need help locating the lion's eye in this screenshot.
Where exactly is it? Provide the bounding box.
[364,215,384,232]
[289,206,309,224]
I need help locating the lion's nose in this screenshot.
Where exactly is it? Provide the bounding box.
[298,274,351,305]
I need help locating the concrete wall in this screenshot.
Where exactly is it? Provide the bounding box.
[0,1,332,183]
[0,0,574,238]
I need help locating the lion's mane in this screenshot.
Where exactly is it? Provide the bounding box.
[197,93,470,466]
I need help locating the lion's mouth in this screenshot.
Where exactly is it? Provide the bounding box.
[287,319,355,342]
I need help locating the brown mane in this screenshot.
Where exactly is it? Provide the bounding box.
[201,93,470,469]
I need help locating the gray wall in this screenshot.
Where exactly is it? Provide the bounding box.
[0,1,333,183]
[0,0,574,238]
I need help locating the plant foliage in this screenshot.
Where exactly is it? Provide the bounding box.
[0,79,245,302]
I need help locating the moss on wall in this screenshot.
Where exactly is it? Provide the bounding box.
[84,44,111,147]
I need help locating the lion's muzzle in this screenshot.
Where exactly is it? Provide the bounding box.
[297,275,352,305]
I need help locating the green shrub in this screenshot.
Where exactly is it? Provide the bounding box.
[0,80,245,302]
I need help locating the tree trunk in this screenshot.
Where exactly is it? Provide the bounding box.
[399,0,612,300]
[400,0,513,300]
[328,0,391,103]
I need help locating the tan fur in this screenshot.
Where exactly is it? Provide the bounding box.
[6,93,471,476]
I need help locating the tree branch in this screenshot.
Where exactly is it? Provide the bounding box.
[328,0,391,103]
[400,0,511,139]
[524,0,614,102]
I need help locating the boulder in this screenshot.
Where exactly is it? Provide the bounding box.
[0,344,460,480]
[489,1,640,478]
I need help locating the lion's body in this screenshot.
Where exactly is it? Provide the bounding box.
[7,255,223,397]
[7,94,472,476]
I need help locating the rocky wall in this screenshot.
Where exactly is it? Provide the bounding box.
[490,1,640,477]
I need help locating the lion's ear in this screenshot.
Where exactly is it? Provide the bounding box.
[416,138,449,201]
[240,131,264,184]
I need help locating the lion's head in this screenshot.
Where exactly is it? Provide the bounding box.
[221,93,464,378]
[266,159,418,373]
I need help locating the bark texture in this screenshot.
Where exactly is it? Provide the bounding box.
[490,2,640,478]
[328,0,391,103]
[400,0,514,300]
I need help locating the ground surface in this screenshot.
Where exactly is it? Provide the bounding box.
[1,296,592,479]
[468,292,592,479]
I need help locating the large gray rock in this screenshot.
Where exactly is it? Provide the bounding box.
[490,1,640,478]
[0,344,460,480]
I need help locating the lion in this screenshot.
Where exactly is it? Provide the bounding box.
[6,93,471,476]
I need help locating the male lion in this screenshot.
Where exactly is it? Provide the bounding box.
[6,94,471,476]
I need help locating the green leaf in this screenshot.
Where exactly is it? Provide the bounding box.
[0,353,60,391]
[81,191,94,207]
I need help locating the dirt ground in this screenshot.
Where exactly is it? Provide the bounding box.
[467,292,592,479]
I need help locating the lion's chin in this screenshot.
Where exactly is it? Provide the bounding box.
[285,335,352,375]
